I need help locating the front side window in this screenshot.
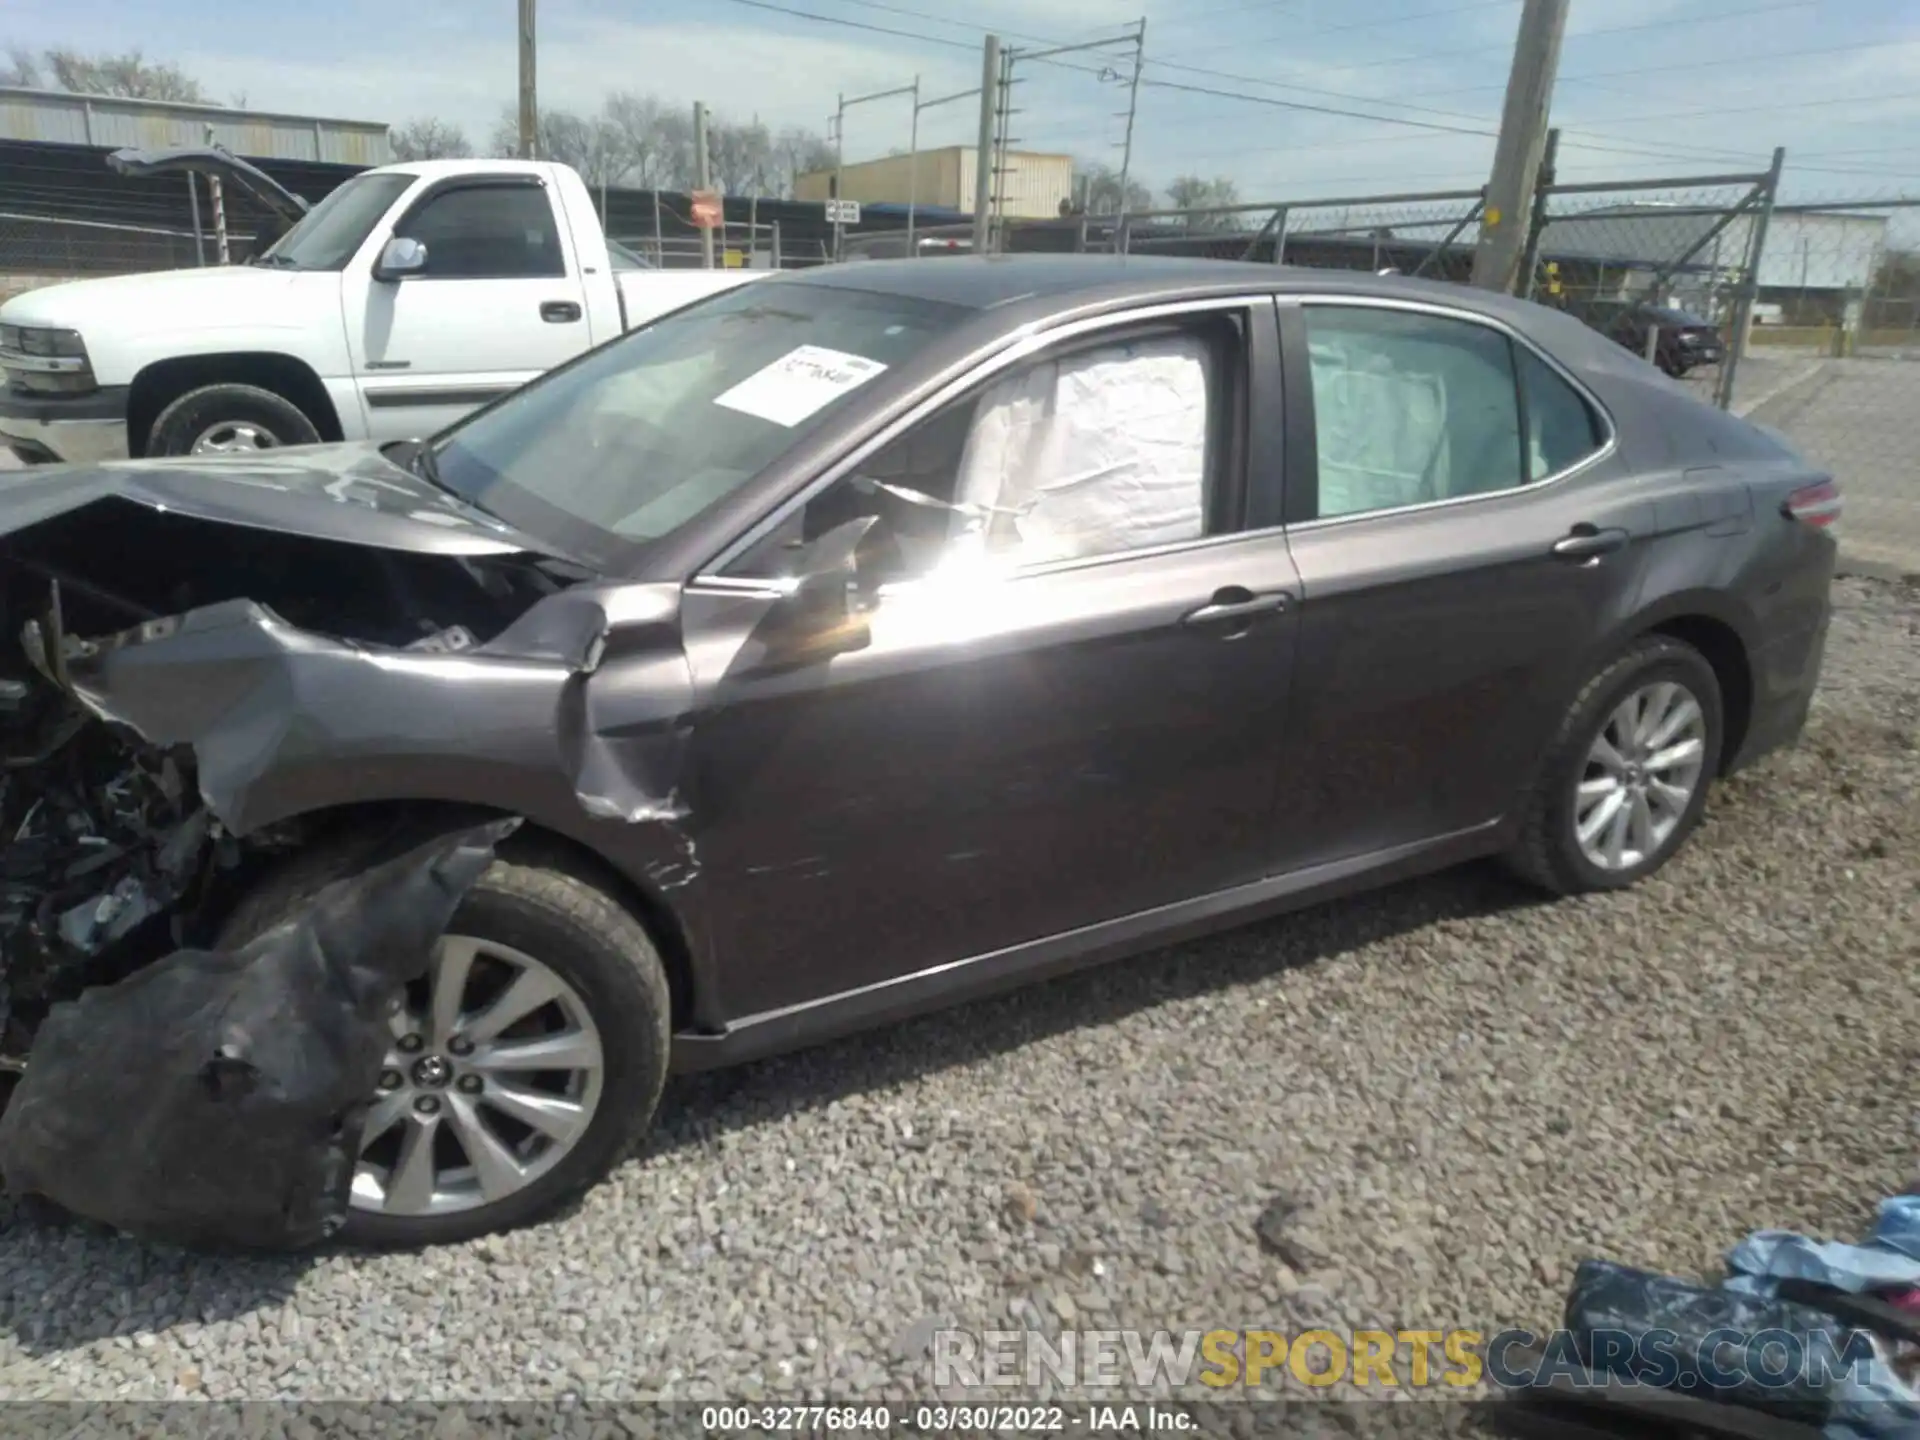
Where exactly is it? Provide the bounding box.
[257,171,416,272]
[395,184,565,279]
[426,281,969,570]
[723,322,1230,585]
[1304,305,1524,520]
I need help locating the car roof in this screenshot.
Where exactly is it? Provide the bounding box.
[782,253,1509,315]
[774,253,1635,375]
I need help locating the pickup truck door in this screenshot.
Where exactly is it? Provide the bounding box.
[342,173,591,442]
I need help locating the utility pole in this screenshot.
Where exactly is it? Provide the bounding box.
[973,35,1002,256]
[1469,0,1569,293]
[1114,21,1146,237]
[517,0,538,159]
[693,101,715,269]
[1517,126,1560,301]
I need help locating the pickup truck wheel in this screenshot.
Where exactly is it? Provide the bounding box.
[217,841,672,1247]
[147,383,321,458]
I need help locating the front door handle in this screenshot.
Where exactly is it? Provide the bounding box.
[1182,589,1289,630]
[1551,525,1630,562]
[540,300,583,323]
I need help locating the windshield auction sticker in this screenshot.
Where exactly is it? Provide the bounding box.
[713,345,889,427]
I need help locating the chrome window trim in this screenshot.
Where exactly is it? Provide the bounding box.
[1277,292,1619,534]
[690,294,1268,588]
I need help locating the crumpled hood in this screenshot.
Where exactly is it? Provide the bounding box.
[0,441,576,560]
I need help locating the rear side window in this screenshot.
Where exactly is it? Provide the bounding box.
[1517,344,1605,480]
[396,184,565,279]
[1303,305,1522,518]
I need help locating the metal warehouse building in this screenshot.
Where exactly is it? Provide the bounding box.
[0,84,393,165]
[796,146,1075,219]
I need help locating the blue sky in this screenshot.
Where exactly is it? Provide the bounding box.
[6,0,1918,204]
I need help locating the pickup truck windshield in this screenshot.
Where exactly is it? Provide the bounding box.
[258,172,417,270]
[426,280,970,570]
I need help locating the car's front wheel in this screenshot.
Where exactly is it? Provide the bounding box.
[1505,636,1724,895]
[218,842,671,1247]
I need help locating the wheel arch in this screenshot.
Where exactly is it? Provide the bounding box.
[127,351,344,456]
[228,797,704,1032]
[1640,611,1754,775]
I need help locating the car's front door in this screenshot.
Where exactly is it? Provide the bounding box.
[1266,296,1652,871]
[679,299,1302,1022]
[341,175,591,442]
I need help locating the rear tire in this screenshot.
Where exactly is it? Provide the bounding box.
[1504,637,1723,896]
[217,838,671,1247]
[146,383,321,458]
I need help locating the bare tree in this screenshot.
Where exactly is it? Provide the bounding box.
[488,106,635,190]
[40,47,211,102]
[1164,175,1245,230]
[1073,159,1153,216]
[603,92,694,190]
[706,117,776,197]
[772,126,836,196]
[391,117,474,162]
[484,94,832,199]
[2,46,43,87]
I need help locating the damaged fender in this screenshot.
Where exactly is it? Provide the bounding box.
[0,821,514,1250]
[27,582,702,889]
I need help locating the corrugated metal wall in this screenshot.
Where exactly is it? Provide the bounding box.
[0,86,392,165]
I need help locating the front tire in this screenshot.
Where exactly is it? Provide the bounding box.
[146,383,321,458]
[218,843,671,1247]
[1505,637,1724,896]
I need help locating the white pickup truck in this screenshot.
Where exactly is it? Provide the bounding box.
[0,151,764,465]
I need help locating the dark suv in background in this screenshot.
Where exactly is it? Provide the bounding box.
[1604,302,1727,377]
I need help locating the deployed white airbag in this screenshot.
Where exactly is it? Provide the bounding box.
[949,334,1212,564]
[1308,332,1450,518]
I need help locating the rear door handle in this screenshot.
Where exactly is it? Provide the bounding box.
[540,300,583,323]
[1551,526,1630,562]
[1182,590,1289,629]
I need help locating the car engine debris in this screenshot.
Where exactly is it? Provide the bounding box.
[0,672,248,1050]
[0,820,516,1250]
[0,490,579,1056]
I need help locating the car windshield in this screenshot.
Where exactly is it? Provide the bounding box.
[426,280,971,570]
[257,172,417,270]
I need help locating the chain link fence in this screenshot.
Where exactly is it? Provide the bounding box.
[1737,201,1920,576]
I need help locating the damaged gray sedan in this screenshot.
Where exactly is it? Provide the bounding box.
[0,258,1838,1245]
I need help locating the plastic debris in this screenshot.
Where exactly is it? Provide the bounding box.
[0,819,517,1251]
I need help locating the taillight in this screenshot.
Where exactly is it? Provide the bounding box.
[1783,480,1841,529]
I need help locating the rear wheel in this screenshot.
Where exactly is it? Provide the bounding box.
[1505,637,1723,895]
[146,383,321,457]
[218,842,671,1246]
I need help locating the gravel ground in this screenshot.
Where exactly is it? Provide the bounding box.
[0,578,1914,1412]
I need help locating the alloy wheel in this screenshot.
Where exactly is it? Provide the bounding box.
[189,421,279,455]
[1574,679,1708,873]
[354,936,605,1218]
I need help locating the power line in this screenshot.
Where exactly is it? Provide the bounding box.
[1568,90,1920,128]
[1402,35,1920,100]
[715,0,977,51]
[1164,0,1814,80]
[1136,76,1501,138]
[1158,0,1517,63]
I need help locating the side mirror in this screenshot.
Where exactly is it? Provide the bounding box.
[757,516,879,667]
[373,236,427,282]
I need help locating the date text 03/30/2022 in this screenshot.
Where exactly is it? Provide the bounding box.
[701,1405,1197,1433]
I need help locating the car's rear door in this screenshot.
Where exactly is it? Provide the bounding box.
[678,295,1302,1023]
[1263,294,1653,871]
